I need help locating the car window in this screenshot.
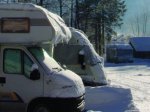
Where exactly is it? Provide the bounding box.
[4,49,22,74]
[3,49,34,78]
[24,53,34,77]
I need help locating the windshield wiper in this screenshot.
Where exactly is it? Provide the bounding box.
[52,67,62,72]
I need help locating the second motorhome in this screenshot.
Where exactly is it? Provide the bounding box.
[0,3,85,112]
[54,28,107,86]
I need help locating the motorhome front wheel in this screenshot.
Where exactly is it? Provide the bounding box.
[27,102,51,112]
[31,103,51,112]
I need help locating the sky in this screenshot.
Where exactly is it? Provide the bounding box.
[118,0,150,36]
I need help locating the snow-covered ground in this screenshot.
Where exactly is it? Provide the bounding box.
[85,59,150,112]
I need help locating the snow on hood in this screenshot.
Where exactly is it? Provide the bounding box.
[45,69,85,98]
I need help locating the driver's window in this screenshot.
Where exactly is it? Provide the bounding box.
[24,53,34,77]
[4,48,34,78]
[4,49,22,74]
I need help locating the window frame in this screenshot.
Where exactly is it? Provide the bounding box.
[3,48,23,74]
[23,52,34,77]
[3,48,34,77]
[1,17,30,33]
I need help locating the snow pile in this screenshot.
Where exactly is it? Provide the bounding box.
[105,59,150,112]
[85,86,137,112]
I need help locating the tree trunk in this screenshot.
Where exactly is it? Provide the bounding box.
[70,0,74,27]
[98,19,101,55]
[95,23,99,53]
[101,11,105,56]
[39,0,43,6]
[59,0,63,17]
[75,0,79,28]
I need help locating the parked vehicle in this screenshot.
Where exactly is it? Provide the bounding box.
[0,3,85,112]
[106,44,133,63]
[54,28,107,86]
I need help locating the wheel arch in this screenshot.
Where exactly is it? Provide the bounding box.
[26,97,50,112]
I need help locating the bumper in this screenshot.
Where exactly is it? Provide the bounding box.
[83,80,107,86]
[48,95,85,112]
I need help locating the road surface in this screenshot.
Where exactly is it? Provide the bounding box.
[105,59,150,112]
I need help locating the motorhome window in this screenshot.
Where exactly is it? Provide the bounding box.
[24,53,34,77]
[28,47,45,61]
[28,47,62,70]
[1,18,30,33]
[4,49,22,74]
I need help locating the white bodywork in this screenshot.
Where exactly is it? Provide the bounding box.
[0,3,85,111]
[0,3,71,44]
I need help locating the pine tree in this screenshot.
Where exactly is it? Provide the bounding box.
[76,0,126,55]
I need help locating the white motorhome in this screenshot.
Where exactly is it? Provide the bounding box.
[0,3,85,112]
[54,28,107,86]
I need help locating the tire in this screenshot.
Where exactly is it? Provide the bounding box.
[28,103,51,112]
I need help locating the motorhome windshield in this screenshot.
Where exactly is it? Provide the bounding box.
[28,47,62,71]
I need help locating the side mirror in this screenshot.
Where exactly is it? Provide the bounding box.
[0,77,6,84]
[78,53,86,70]
[30,69,40,80]
[62,64,67,70]
[30,64,40,80]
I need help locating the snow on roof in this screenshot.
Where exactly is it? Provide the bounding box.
[69,27,104,65]
[0,3,38,11]
[107,44,133,50]
[0,3,40,11]
[69,27,90,45]
[0,3,71,44]
[130,37,150,52]
[45,10,71,44]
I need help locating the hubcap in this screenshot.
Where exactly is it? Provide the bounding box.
[35,106,49,112]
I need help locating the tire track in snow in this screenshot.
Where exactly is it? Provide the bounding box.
[105,64,150,112]
[106,71,150,91]
[110,75,150,93]
[110,78,150,101]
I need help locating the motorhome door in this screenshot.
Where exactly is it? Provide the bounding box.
[0,46,43,111]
